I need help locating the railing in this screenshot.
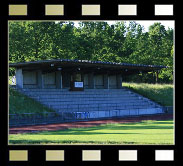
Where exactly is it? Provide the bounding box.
[9,111,94,127]
[9,102,164,127]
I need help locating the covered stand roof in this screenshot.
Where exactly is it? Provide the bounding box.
[9,59,167,75]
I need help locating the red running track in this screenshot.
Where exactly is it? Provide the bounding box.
[9,114,173,134]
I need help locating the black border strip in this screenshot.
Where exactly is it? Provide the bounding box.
[0,0,179,166]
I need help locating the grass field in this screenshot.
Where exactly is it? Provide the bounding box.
[9,119,174,145]
[123,83,173,106]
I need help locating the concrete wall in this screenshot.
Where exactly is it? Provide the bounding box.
[16,68,23,88]
[117,74,123,89]
[23,71,37,88]
[88,73,94,89]
[23,71,37,85]
[103,74,109,89]
[62,72,71,88]
[84,74,89,88]
[56,71,62,89]
[16,69,123,89]
[44,72,55,85]
[109,75,117,89]
[37,70,43,89]
[95,75,104,89]
[43,72,56,88]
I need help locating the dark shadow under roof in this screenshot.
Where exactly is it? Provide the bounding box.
[9,59,167,73]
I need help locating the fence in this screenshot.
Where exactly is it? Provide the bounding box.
[9,105,165,127]
[9,105,124,127]
[9,111,100,127]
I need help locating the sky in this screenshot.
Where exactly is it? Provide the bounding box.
[70,20,174,32]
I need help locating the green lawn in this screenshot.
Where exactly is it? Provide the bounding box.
[9,87,55,114]
[9,119,174,145]
[123,83,173,106]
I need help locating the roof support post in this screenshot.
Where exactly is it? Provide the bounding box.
[56,71,62,89]
[155,70,159,84]
[88,72,94,89]
[117,74,123,89]
[62,72,71,88]
[104,73,109,89]
[15,68,23,89]
[37,70,43,89]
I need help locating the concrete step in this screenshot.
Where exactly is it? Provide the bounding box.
[37,96,140,101]
[19,88,162,117]
[22,89,131,94]
[25,92,133,97]
[40,100,155,106]
[26,93,138,98]
[22,88,128,92]
[49,102,155,109]
[54,106,162,113]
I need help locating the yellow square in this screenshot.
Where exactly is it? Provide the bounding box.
[9,5,27,16]
[9,150,28,161]
[46,150,64,161]
[45,5,64,15]
[82,5,100,15]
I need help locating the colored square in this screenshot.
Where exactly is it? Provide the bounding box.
[155,5,173,15]
[45,5,64,15]
[46,150,64,161]
[9,150,28,161]
[82,5,100,15]
[119,150,137,161]
[9,5,27,16]
[118,5,137,15]
[82,150,101,161]
[155,150,174,161]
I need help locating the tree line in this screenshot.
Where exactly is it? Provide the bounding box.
[9,21,174,83]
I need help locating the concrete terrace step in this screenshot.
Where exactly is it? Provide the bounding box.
[25,92,134,97]
[47,102,158,110]
[28,94,139,99]
[39,99,156,106]
[34,95,139,100]
[25,91,137,96]
[50,105,159,111]
[18,88,163,117]
[39,98,144,103]
[26,91,135,95]
[26,90,133,94]
[49,101,156,107]
[22,88,128,92]
[43,104,156,110]
[54,106,160,112]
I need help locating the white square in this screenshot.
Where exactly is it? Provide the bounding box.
[74,82,83,88]
[155,150,174,161]
[82,150,101,161]
[155,5,173,15]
